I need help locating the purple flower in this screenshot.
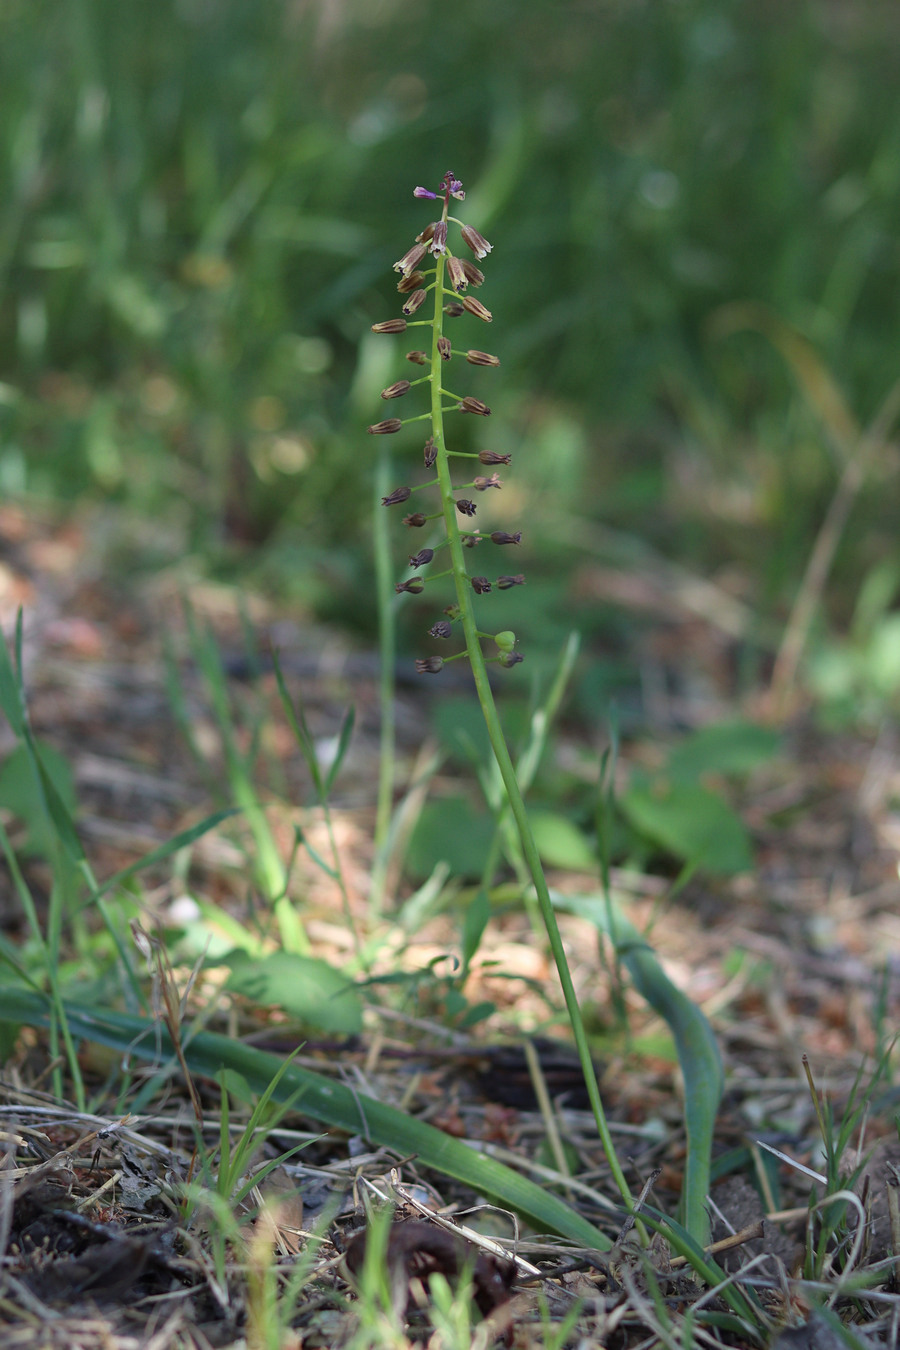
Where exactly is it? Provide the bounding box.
[414,187,439,199]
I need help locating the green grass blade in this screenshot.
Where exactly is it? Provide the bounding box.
[0,988,611,1250]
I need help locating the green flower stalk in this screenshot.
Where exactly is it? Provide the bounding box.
[368,170,637,1221]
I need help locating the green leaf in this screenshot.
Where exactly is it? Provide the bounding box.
[223,951,363,1035]
[620,783,753,875]
[529,811,596,871]
[407,796,494,880]
[667,722,780,784]
[0,989,610,1250]
[0,741,78,854]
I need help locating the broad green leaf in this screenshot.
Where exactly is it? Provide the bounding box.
[529,811,596,871]
[667,722,780,783]
[223,951,363,1034]
[407,796,494,880]
[0,989,611,1250]
[620,783,753,875]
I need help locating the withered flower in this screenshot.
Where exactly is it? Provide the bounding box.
[398,270,426,294]
[406,350,429,364]
[371,318,407,334]
[499,651,524,667]
[381,380,411,399]
[466,350,500,367]
[415,656,444,673]
[461,260,485,286]
[444,302,465,317]
[429,620,452,638]
[479,449,511,465]
[447,256,468,292]
[471,576,492,594]
[409,549,434,568]
[402,289,427,316]
[459,396,491,416]
[368,419,403,434]
[460,224,493,259]
[382,485,412,505]
[395,578,424,594]
[429,221,448,255]
[456,499,477,516]
[474,474,501,490]
[461,296,492,322]
[403,512,428,527]
[491,531,522,545]
[393,242,428,276]
[437,336,452,361]
[497,574,525,588]
[424,437,437,467]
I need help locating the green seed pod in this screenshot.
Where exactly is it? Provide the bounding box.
[494,631,516,653]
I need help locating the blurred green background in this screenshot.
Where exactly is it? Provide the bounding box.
[3,0,899,718]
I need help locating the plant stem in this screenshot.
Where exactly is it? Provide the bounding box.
[427,239,635,1217]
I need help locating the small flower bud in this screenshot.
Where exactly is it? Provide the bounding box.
[456,499,477,517]
[462,532,482,548]
[423,437,437,467]
[409,548,434,568]
[461,260,485,286]
[474,474,501,490]
[416,223,435,244]
[382,485,412,505]
[415,656,443,673]
[402,289,427,316]
[437,336,452,361]
[368,419,403,434]
[397,270,426,294]
[403,513,428,527]
[414,187,439,200]
[444,604,461,620]
[444,302,465,317]
[460,224,493,259]
[459,396,491,416]
[429,221,448,255]
[393,242,428,276]
[466,350,500,366]
[447,256,468,292]
[479,449,511,465]
[471,576,492,594]
[462,296,492,322]
[381,380,411,400]
[491,531,522,545]
[371,318,408,333]
[406,350,429,365]
[499,650,524,667]
[395,578,424,594]
[429,620,452,638]
[494,631,516,653]
[497,574,525,588]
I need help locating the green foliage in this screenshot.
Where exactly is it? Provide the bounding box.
[222,949,363,1035]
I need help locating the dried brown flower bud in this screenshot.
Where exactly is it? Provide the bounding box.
[460,224,493,259]
[416,223,436,244]
[424,437,437,467]
[415,656,443,673]
[499,651,524,667]
[397,270,426,294]
[381,380,411,400]
[403,513,428,527]
[368,419,403,434]
[429,221,448,255]
[402,289,427,316]
[447,256,468,292]
[466,350,500,366]
[474,474,501,490]
[382,485,412,505]
[497,574,525,588]
[459,396,491,416]
[491,531,522,545]
[406,350,429,365]
[462,532,482,548]
[408,548,434,568]
[393,242,428,276]
[462,296,492,323]
[437,336,452,361]
[471,576,492,594]
[478,449,511,465]
[429,620,452,638]
[456,499,477,517]
[444,302,465,317]
[461,260,485,287]
[371,318,408,333]
[395,578,424,594]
